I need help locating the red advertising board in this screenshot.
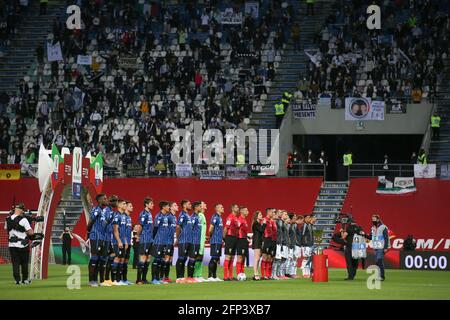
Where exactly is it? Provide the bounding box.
[63,155,73,185]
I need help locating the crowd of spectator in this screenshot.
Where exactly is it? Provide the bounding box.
[296,0,449,107]
[0,0,29,52]
[0,0,297,175]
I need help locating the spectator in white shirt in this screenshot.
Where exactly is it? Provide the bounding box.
[90,111,102,126]
[201,12,209,31]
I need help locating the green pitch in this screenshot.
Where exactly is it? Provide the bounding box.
[0,264,449,300]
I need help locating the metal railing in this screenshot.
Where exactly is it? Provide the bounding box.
[348,162,450,179]
[348,163,415,178]
[287,163,326,178]
[104,163,328,179]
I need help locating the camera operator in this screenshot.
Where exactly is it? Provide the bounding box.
[6,203,35,285]
[403,234,416,251]
[59,227,74,265]
[340,216,365,280]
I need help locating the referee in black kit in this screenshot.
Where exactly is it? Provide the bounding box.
[6,203,35,285]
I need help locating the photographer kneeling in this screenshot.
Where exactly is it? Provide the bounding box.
[6,203,43,285]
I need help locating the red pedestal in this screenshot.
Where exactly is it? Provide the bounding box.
[312,254,328,282]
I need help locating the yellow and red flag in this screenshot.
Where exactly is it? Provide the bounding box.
[0,164,21,180]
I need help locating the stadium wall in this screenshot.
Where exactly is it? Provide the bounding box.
[3,177,450,269]
[279,102,432,176]
[342,178,450,250]
[100,177,322,223]
[0,176,323,228]
[324,178,450,269]
[1,177,322,265]
[286,102,432,135]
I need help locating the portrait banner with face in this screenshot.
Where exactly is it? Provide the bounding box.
[345,97,385,121]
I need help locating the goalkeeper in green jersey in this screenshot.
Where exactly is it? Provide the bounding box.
[193,201,208,281]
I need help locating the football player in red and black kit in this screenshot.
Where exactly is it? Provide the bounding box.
[236,206,249,277]
[223,204,240,281]
[261,208,274,280]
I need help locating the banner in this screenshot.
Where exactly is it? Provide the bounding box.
[119,56,138,69]
[414,164,436,178]
[304,49,321,67]
[81,157,90,190]
[250,164,277,176]
[226,166,248,180]
[89,153,103,194]
[76,55,92,65]
[175,164,192,177]
[292,100,316,119]
[38,144,52,192]
[317,93,332,108]
[0,164,20,180]
[345,97,384,121]
[386,99,407,114]
[154,163,166,171]
[22,163,38,178]
[220,10,243,24]
[47,41,63,62]
[245,2,259,18]
[125,163,145,177]
[51,144,64,191]
[200,169,225,180]
[63,154,72,186]
[377,176,416,194]
[72,147,82,199]
[440,163,450,180]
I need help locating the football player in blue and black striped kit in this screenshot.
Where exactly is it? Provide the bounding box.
[208,204,224,281]
[186,201,203,282]
[123,201,134,285]
[101,195,118,285]
[136,197,154,284]
[161,202,178,283]
[151,201,171,285]
[111,199,128,285]
[86,193,108,287]
[175,199,192,283]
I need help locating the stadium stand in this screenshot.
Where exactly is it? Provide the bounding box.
[0,0,297,175]
[306,0,448,104]
[0,0,448,176]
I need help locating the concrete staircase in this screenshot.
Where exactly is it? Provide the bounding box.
[429,58,450,165]
[0,0,65,94]
[51,185,83,246]
[313,181,348,248]
[249,0,336,130]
